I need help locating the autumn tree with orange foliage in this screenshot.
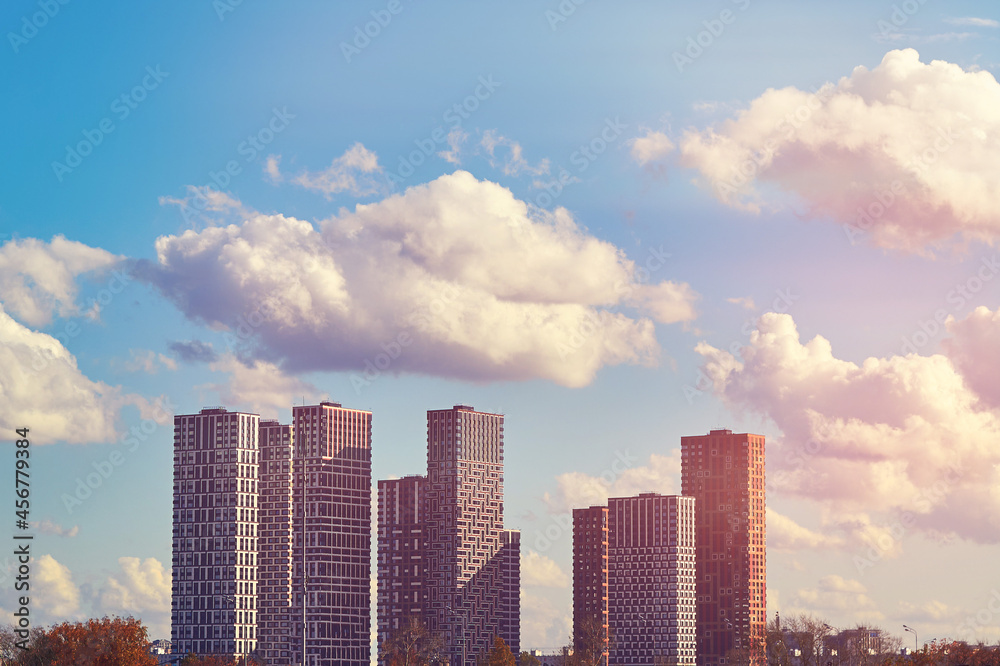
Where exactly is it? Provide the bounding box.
[4,615,158,666]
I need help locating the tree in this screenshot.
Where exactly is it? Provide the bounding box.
[486,636,516,666]
[379,617,447,666]
[3,616,158,666]
[570,615,610,666]
[520,650,542,666]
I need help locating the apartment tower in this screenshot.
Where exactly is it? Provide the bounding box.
[377,475,428,646]
[291,402,373,666]
[573,495,696,666]
[171,407,260,659]
[572,506,609,666]
[680,429,766,666]
[378,405,519,665]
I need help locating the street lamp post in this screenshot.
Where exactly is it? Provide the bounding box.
[903,625,917,655]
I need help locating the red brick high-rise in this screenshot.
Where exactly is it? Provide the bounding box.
[681,429,766,666]
[572,506,609,665]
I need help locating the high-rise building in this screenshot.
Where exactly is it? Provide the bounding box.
[258,419,295,665]
[377,475,428,646]
[291,402,373,666]
[377,405,519,665]
[171,407,260,659]
[172,402,373,666]
[680,429,766,666]
[572,506,609,666]
[573,495,696,666]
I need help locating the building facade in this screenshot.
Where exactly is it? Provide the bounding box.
[171,407,260,659]
[291,402,373,666]
[573,495,696,666]
[377,475,428,647]
[172,402,372,666]
[378,405,520,665]
[680,429,766,666]
[572,506,609,666]
[258,419,295,664]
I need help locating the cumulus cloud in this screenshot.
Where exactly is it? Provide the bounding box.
[521,551,570,588]
[437,127,468,165]
[93,557,171,638]
[122,349,177,374]
[288,143,384,198]
[0,236,120,327]
[629,130,675,167]
[696,311,1000,545]
[0,304,154,444]
[35,554,82,619]
[521,589,572,649]
[727,296,757,310]
[480,131,550,177]
[786,575,883,622]
[30,520,80,538]
[767,508,844,551]
[676,49,1000,252]
[168,339,218,364]
[943,305,1000,407]
[202,355,319,418]
[542,451,680,514]
[141,170,697,387]
[945,17,999,28]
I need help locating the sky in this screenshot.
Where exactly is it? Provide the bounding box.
[2,0,1000,654]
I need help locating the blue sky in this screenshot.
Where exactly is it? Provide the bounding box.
[3,0,1000,652]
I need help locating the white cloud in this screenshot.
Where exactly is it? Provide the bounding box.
[0,235,120,327]
[678,49,1000,253]
[945,17,1000,28]
[629,130,675,167]
[696,311,1000,545]
[0,304,153,444]
[94,557,171,639]
[521,589,572,649]
[291,142,384,197]
[786,575,884,622]
[143,170,697,387]
[122,349,177,374]
[35,554,82,619]
[437,127,468,165]
[30,520,80,538]
[202,355,319,419]
[766,508,844,551]
[521,551,570,588]
[542,451,680,514]
[480,131,550,177]
[943,305,1000,407]
[727,296,757,310]
[264,154,283,182]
